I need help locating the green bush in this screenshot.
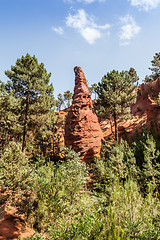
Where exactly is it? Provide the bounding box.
[19,233,47,240]
[26,179,160,240]
[0,141,33,194]
[28,147,89,231]
[1,140,160,239]
[0,141,37,220]
[133,132,160,193]
[93,139,137,196]
[97,179,160,240]
[48,196,102,240]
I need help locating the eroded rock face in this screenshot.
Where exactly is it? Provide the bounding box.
[65,66,102,163]
[146,96,160,130]
[131,77,160,116]
[130,77,160,133]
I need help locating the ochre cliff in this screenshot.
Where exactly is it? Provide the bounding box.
[131,77,160,117]
[101,78,160,140]
[130,77,160,134]
[64,67,102,163]
[57,76,160,149]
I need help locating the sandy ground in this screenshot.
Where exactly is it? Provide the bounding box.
[0,209,35,240]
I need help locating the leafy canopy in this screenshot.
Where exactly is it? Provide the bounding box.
[97,69,137,117]
[145,52,160,82]
[96,69,138,140]
[5,53,54,111]
[5,53,55,152]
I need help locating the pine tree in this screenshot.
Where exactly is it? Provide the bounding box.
[96,69,137,141]
[63,90,73,108]
[108,139,137,180]
[0,141,33,195]
[149,52,160,81]
[89,83,98,99]
[144,52,160,82]
[0,81,21,153]
[142,134,160,191]
[56,93,64,111]
[5,53,54,153]
[31,110,62,160]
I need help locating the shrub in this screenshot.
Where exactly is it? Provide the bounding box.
[0,141,33,195]
[28,147,89,231]
[100,179,160,239]
[93,139,137,196]
[133,132,160,193]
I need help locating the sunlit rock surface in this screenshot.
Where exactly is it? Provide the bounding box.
[65,66,102,163]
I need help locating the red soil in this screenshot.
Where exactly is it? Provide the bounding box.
[0,207,35,240]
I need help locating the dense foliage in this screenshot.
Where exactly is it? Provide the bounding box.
[0,132,159,240]
[56,90,73,111]
[5,54,55,153]
[145,52,160,82]
[96,69,138,141]
[0,53,160,239]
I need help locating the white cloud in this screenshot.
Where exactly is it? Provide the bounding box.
[129,0,160,11]
[52,27,64,35]
[66,9,110,44]
[66,9,88,29]
[119,15,141,45]
[80,27,101,44]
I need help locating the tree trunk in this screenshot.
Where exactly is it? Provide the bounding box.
[113,111,118,142]
[109,117,113,133]
[22,96,29,153]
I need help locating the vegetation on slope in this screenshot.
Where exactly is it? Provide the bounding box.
[0,53,160,239]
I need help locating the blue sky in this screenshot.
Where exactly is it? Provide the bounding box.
[0,0,160,98]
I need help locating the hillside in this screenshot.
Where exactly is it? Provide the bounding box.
[0,77,160,240]
[57,77,160,144]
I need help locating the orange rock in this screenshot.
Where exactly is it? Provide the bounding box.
[130,77,160,134]
[131,77,160,116]
[65,67,102,163]
[146,96,160,131]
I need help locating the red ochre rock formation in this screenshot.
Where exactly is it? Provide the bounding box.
[130,77,160,134]
[131,77,160,116]
[146,95,160,130]
[98,78,160,141]
[65,66,102,163]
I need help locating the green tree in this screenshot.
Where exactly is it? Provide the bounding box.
[127,67,139,84]
[55,100,60,112]
[63,90,73,108]
[31,111,62,160]
[5,53,54,153]
[29,147,88,231]
[93,139,137,196]
[141,134,160,192]
[96,69,137,141]
[144,75,151,83]
[56,93,64,111]
[149,52,160,81]
[0,81,21,153]
[144,52,160,82]
[89,83,98,99]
